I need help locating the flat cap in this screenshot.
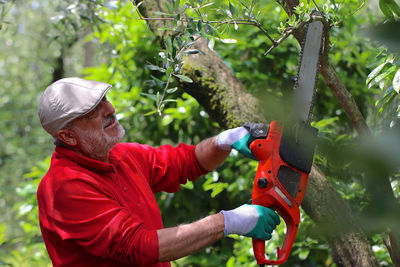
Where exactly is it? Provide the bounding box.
[38,77,112,136]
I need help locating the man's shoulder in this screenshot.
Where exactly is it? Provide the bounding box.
[114,142,151,150]
[112,142,155,158]
[43,150,105,183]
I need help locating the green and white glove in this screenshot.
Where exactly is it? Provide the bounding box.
[220,204,280,240]
[216,127,256,159]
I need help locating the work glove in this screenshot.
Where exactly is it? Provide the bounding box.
[220,204,280,240]
[216,124,269,160]
[216,127,256,159]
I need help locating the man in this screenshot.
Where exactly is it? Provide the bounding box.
[37,77,279,266]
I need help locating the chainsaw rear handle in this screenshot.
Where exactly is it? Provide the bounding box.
[251,171,301,265]
[252,207,299,265]
[247,121,317,265]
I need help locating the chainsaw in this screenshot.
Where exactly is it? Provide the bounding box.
[244,13,324,266]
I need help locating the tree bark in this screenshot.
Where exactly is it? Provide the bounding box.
[133,0,380,266]
[303,166,379,266]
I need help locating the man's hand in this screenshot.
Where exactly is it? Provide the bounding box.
[220,204,280,240]
[216,127,256,159]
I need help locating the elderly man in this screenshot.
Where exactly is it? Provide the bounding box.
[37,77,279,267]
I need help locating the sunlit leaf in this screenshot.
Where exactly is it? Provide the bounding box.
[298,248,310,260]
[393,69,400,93]
[208,38,215,50]
[166,87,178,94]
[144,109,158,116]
[379,0,394,18]
[174,74,193,83]
[367,62,388,86]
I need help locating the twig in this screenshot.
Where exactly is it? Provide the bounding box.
[311,0,323,15]
[351,0,367,16]
[216,19,276,45]
[138,17,277,45]
[264,19,310,56]
[255,22,277,46]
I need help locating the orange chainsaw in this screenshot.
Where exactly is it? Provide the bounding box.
[244,15,324,266]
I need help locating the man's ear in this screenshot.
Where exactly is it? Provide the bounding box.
[57,128,78,147]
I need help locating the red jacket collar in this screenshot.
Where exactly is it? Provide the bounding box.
[54,144,126,172]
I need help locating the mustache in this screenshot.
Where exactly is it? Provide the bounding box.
[103,113,117,128]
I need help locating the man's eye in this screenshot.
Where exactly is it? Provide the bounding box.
[86,106,99,119]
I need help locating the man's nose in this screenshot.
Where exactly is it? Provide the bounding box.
[102,100,116,117]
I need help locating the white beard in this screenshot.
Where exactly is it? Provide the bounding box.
[73,122,125,161]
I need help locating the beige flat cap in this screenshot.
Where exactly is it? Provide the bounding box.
[38,77,112,136]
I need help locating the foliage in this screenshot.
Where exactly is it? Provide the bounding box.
[366,0,400,129]
[0,0,399,266]
[0,159,52,266]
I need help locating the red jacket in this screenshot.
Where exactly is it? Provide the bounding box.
[37,143,208,267]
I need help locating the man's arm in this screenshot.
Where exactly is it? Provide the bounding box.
[157,213,225,262]
[157,204,280,262]
[195,136,231,171]
[195,126,259,170]
[155,135,230,261]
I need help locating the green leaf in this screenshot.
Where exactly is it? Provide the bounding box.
[374,65,397,89]
[0,223,6,246]
[197,19,202,32]
[226,257,235,267]
[141,92,157,101]
[298,249,310,260]
[181,181,194,190]
[183,49,202,54]
[164,1,173,14]
[379,0,395,18]
[144,109,158,116]
[378,89,397,114]
[163,99,177,105]
[174,74,193,83]
[173,13,180,28]
[229,2,235,16]
[393,69,400,93]
[208,38,215,50]
[150,11,171,16]
[146,64,166,72]
[150,75,166,88]
[312,117,339,129]
[367,62,388,86]
[387,0,400,16]
[173,0,180,9]
[166,87,178,94]
[200,2,215,9]
[156,91,160,104]
[166,36,173,54]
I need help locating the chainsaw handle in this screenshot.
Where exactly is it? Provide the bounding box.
[248,121,306,265]
[252,208,299,265]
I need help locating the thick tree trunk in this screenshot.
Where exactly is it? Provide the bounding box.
[133,0,380,266]
[304,166,379,266]
[179,38,264,127]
